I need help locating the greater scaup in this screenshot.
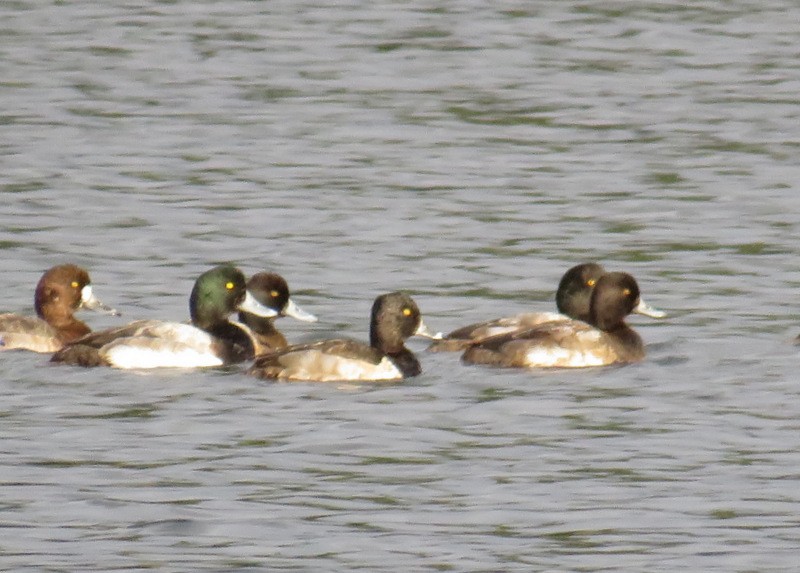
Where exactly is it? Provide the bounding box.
[50,265,276,368]
[238,272,317,353]
[248,291,440,382]
[428,262,606,352]
[461,272,665,368]
[0,264,118,353]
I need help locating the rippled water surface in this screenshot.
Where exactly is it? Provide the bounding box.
[3,1,800,571]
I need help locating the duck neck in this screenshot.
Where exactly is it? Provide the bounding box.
[592,313,625,332]
[238,312,277,336]
[606,325,645,362]
[386,348,422,377]
[191,304,229,332]
[206,321,257,363]
[37,301,91,342]
[238,312,287,351]
[370,328,420,377]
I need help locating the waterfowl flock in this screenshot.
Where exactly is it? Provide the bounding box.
[0,262,666,382]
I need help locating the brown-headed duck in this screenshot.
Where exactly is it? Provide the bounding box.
[0,264,118,353]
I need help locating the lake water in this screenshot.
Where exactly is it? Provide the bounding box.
[2,1,800,571]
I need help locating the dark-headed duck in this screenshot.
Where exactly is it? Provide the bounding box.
[238,272,317,353]
[248,292,440,382]
[461,272,665,368]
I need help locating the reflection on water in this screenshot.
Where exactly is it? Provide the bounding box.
[2,1,800,571]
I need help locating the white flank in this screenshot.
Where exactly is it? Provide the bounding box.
[102,332,223,369]
[523,328,608,368]
[132,322,216,348]
[280,350,401,382]
[524,346,607,368]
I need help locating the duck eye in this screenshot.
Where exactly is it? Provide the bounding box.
[270,290,280,298]
[623,288,631,296]
[71,281,79,288]
[587,279,596,287]
[226,281,235,290]
[402,307,412,317]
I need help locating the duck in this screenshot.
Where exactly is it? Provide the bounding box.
[0,264,119,353]
[50,265,277,369]
[428,262,606,352]
[238,272,318,353]
[248,291,440,382]
[461,272,665,368]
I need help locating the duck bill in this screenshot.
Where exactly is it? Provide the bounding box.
[282,298,318,322]
[240,290,279,318]
[634,297,666,319]
[414,319,443,340]
[80,285,121,316]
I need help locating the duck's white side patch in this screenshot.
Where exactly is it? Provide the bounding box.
[103,336,223,369]
[279,350,402,382]
[522,329,609,368]
[132,322,215,348]
[523,346,608,368]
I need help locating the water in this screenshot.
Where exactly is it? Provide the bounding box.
[2,1,800,570]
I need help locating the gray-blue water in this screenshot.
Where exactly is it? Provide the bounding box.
[2,1,800,571]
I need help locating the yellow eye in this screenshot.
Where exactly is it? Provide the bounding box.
[226,281,235,290]
[270,290,280,298]
[623,288,631,296]
[71,281,79,288]
[402,307,412,317]
[587,279,596,287]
